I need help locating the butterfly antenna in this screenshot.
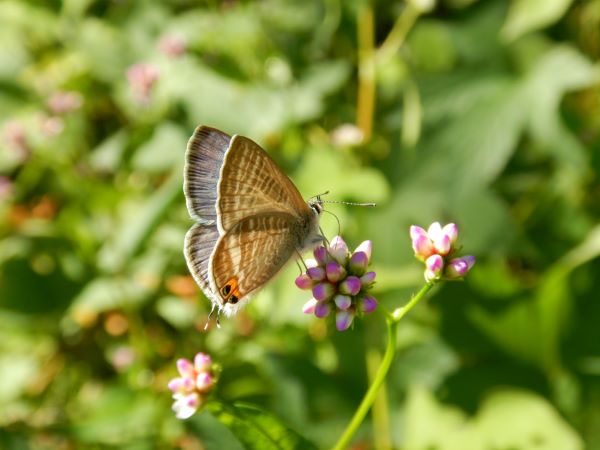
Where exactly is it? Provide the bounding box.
[322,199,376,207]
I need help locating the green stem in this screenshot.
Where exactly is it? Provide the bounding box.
[330,282,434,450]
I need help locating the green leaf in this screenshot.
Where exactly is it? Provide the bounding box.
[404,386,583,450]
[501,0,575,42]
[132,122,188,173]
[97,168,182,273]
[205,402,317,450]
[469,225,600,370]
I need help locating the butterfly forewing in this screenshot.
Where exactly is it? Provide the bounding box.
[217,135,311,232]
[185,126,231,223]
[211,212,312,312]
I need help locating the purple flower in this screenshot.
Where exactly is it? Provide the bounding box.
[339,276,361,296]
[424,254,444,281]
[295,235,377,331]
[334,294,352,310]
[445,255,476,279]
[307,266,326,281]
[329,236,349,264]
[359,295,378,314]
[336,310,355,331]
[314,301,331,318]
[302,298,318,314]
[326,261,346,282]
[295,274,313,290]
[168,352,216,420]
[312,282,335,301]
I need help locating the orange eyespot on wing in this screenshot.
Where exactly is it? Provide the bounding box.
[221,277,242,304]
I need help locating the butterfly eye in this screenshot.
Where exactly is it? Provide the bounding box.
[229,295,239,304]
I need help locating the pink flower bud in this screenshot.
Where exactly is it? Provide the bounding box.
[353,240,372,260]
[329,236,349,264]
[424,254,444,281]
[172,393,200,420]
[307,266,326,281]
[339,276,361,296]
[176,358,195,377]
[432,234,451,255]
[302,298,318,314]
[359,295,378,314]
[314,301,331,318]
[445,255,476,279]
[360,271,376,284]
[326,261,346,282]
[312,282,335,301]
[168,378,186,393]
[349,251,369,276]
[194,353,212,372]
[442,223,458,245]
[412,235,434,260]
[410,225,428,240]
[305,258,319,268]
[196,372,213,393]
[295,274,313,290]
[336,310,355,331]
[427,222,443,239]
[334,294,352,310]
[314,246,329,265]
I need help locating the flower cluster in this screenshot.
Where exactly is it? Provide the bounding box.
[410,222,475,282]
[167,352,216,420]
[296,236,377,331]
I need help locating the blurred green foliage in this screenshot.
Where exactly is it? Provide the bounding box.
[1,0,600,449]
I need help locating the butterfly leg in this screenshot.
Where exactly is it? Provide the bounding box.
[294,248,308,274]
[204,302,218,331]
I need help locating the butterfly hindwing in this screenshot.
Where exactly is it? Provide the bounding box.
[184,223,220,307]
[210,212,311,315]
[184,126,232,223]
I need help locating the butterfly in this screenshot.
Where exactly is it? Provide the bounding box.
[183,126,324,318]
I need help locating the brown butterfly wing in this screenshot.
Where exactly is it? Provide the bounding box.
[210,212,313,313]
[184,223,221,305]
[217,135,311,233]
[184,126,231,224]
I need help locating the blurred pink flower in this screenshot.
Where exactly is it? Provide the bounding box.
[48,91,83,114]
[158,34,187,58]
[127,63,160,105]
[2,120,29,160]
[167,352,216,419]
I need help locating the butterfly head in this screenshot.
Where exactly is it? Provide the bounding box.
[308,196,324,216]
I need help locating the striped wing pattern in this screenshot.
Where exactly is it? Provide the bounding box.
[211,213,309,312]
[183,223,220,305]
[184,126,231,223]
[217,135,311,232]
[183,126,316,313]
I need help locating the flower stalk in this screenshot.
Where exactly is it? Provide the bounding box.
[331,282,434,450]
